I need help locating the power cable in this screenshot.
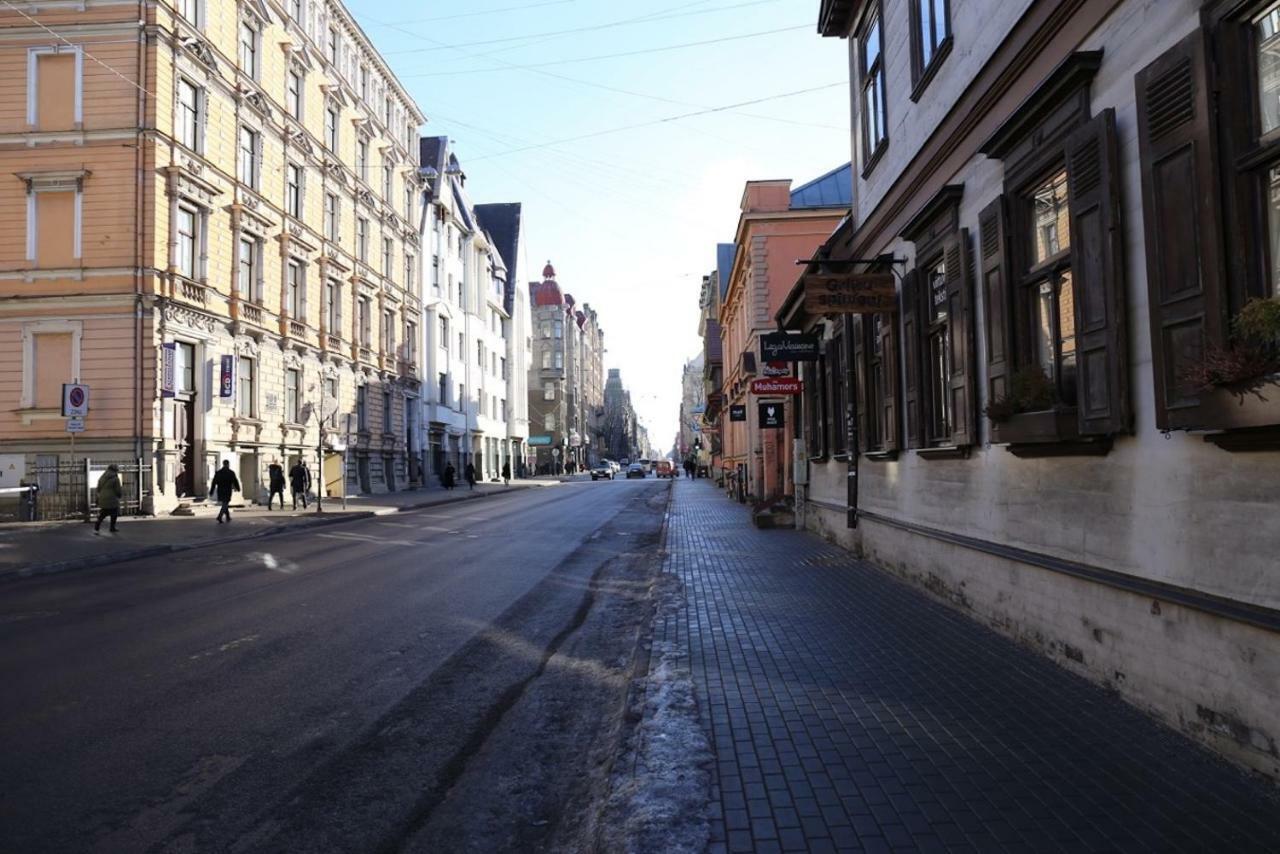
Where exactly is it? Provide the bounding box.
[370,0,577,26]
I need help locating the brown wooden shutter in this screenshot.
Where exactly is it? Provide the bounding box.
[901,268,923,448]
[1066,108,1131,435]
[943,229,976,446]
[979,197,1011,420]
[1135,28,1226,431]
[851,315,868,453]
[879,313,900,451]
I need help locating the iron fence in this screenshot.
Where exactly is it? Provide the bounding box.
[16,458,152,522]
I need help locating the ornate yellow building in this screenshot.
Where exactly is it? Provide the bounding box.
[0,0,426,512]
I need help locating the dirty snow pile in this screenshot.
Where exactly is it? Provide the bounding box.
[599,575,712,854]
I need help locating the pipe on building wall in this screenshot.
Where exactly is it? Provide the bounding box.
[133,3,147,461]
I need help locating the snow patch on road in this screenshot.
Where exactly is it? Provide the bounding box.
[599,574,711,854]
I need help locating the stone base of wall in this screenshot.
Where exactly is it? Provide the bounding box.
[798,503,1280,782]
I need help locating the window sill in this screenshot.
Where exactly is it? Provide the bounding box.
[864,449,899,461]
[916,445,970,460]
[833,452,851,462]
[807,454,829,464]
[909,36,953,103]
[860,140,888,180]
[1197,380,1280,433]
[18,407,62,425]
[991,407,1115,457]
[1203,425,1280,453]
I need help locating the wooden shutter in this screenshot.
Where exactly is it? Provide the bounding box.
[943,229,976,446]
[901,268,923,448]
[879,313,899,451]
[1066,108,1131,435]
[824,338,838,454]
[851,315,869,453]
[979,197,1011,419]
[1135,29,1226,431]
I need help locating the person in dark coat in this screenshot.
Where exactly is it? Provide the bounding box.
[289,461,311,509]
[501,461,511,485]
[210,460,241,524]
[95,464,123,534]
[464,462,477,490]
[443,463,456,490]
[267,461,286,510]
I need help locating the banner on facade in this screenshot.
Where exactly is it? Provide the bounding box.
[758,402,785,429]
[760,332,821,362]
[729,404,747,422]
[750,377,803,395]
[801,272,897,314]
[219,355,235,398]
[161,343,176,399]
[527,435,553,446]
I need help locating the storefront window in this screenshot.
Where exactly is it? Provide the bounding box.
[1257,4,1280,136]
[1269,165,1280,295]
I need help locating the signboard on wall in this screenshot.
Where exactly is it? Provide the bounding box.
[760,332,820,362]
[801,273,897,314]
[762,360,790,377]
[750,377,803,395]
[729,404,747,422]
[757,402,785,429]
[219,355,235,398]
[161,343,176,399]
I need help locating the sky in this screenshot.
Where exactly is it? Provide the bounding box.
[347,0,853,450]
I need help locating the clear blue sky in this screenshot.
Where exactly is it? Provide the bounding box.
[349,0,852,449]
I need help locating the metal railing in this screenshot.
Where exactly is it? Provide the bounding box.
[3,459,153,522]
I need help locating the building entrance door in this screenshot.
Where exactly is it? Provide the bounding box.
[173,396,196,497]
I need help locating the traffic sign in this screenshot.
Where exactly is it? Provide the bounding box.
[62,383,89,417]
[750,377,803,395]
[66,417,85,433]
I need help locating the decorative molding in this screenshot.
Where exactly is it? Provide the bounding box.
[179,35,219,74]
[161,302,220,334]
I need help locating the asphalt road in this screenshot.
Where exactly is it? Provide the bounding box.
[0,477,669,853]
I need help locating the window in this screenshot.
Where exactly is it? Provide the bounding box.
[1023,169,1076,406]
[477,340,484,367]
[383,163,393,200]
[175,342,196,393]
[544,381,555,400]
[177,79,201,150]
[286,70,302,120]
[31,49,79,131]
[326,278,340,334]
[239,126,259,189]
[439,316,449,350]
[357,384,367,430]
[384,96,393,128]
[406,320,417,362]
[237,356,255,417]
[405,184,415,219]
[438,372,448,406]
[544,412,555,431]
[405,253,415,290]
[286,163,303,218]
[30,331,74,409]
[290,0,303,21]
[239,21,258,79]
[554,350,563,369]
[285,368,300,423]
[853,312,899,454]
[28,183,79,267]
[325,192,339,241]
[553,320,563,338]
[326,376,339,426]
[910,0,951,95]
[383,309,395,354]
[923,257,952,442]
[383,237,393,277]
[237,236,259,303]
[432,255,440,291]
[356,216,368,262]
[327,28,339,66]
[383,389,392,433]
[356,137,368,180]
[542,350,551,369]
[176,205,198,279]
[358,296,371,346]
[325,106,339,151]
[858,5,887,171]
[286,259,304,320]
[178,0,198,25]
[500,357,507,380]
[457,332,464,358]
[359,65,369,100]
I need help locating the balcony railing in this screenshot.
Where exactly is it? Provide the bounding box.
[327,334,342,351]
[176,277,207,306]
[289,319,307,339]
[240,302,264,326]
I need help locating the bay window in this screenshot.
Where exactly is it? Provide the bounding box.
[858,3,887,172]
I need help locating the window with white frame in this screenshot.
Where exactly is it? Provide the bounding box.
[290,0,303,22]
[324,192,339,241]
[384,96,393,128]
[326,278,341,334]
[177,78,201,151]
[26,175,83,268]
[405,253,415,290]
[383,236,393,277]
[356,137,368,181]
[178,0,199,26]
[238,235,260,303]
[325,106,338,151]
[21,320,81,410]
[286,258,304,319]
[544,381,554,401]
[359,65,369,101]
[406,319,417,362]
[239,125,259,189]
[358,296,371,346]
[237,356,255,417]
[327,27,338,65]
[405,184,415,219]
[285,367,300,422]
[356,216,368,262]
[286,69,303,120]
[325,375,339,426]
[239,20,259,80]
[175,204,199,279]
[544,412,554,431]
[286,163,303,218]
[383,309,395,354]
[29,46,82,132]
[383,163,393,200]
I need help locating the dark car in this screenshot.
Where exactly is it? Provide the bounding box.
[626,463,646,479]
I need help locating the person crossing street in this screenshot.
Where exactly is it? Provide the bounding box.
[210,461,240,524]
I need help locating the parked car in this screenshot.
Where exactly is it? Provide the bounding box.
[656,460,674,478]
[590,463,614,481]
[626,463,646,479]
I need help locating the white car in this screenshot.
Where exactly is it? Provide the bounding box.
[590,463,614,481]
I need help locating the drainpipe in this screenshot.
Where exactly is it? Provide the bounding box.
[133,2,147,463]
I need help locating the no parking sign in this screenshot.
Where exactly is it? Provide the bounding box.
[62,383,89,417]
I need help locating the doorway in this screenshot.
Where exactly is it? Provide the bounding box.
[173,396,196,497]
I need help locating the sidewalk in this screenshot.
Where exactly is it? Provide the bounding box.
[0,480,548,581]
[656,480,1279,853]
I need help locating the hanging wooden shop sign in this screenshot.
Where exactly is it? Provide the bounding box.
[802,272,897,314]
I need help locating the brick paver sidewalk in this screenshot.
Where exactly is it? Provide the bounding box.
[659,480,1279,853]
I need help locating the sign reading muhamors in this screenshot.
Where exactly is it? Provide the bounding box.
[750,378,803,395]
[802,272,897,314]
[760,332,821,362]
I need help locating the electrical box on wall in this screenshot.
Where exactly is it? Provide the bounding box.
[792,438,808,486]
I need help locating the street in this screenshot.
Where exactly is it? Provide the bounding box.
[0,479,668,853]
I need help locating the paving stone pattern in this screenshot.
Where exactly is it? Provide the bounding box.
[657,480,1280,853]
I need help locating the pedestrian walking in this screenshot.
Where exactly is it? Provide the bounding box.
[210,460,241,524]
[464,462,477,490]
[443,463,456,490]
[267,460,286,510]
[94,464,123,534]
[501,461,511,485]
[289,460,311,510]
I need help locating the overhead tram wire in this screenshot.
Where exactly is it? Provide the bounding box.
[371,0,578,26]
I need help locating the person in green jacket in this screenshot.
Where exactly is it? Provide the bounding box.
[95,464,123,534]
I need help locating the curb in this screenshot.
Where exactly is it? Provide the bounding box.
[1,483,538,583]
